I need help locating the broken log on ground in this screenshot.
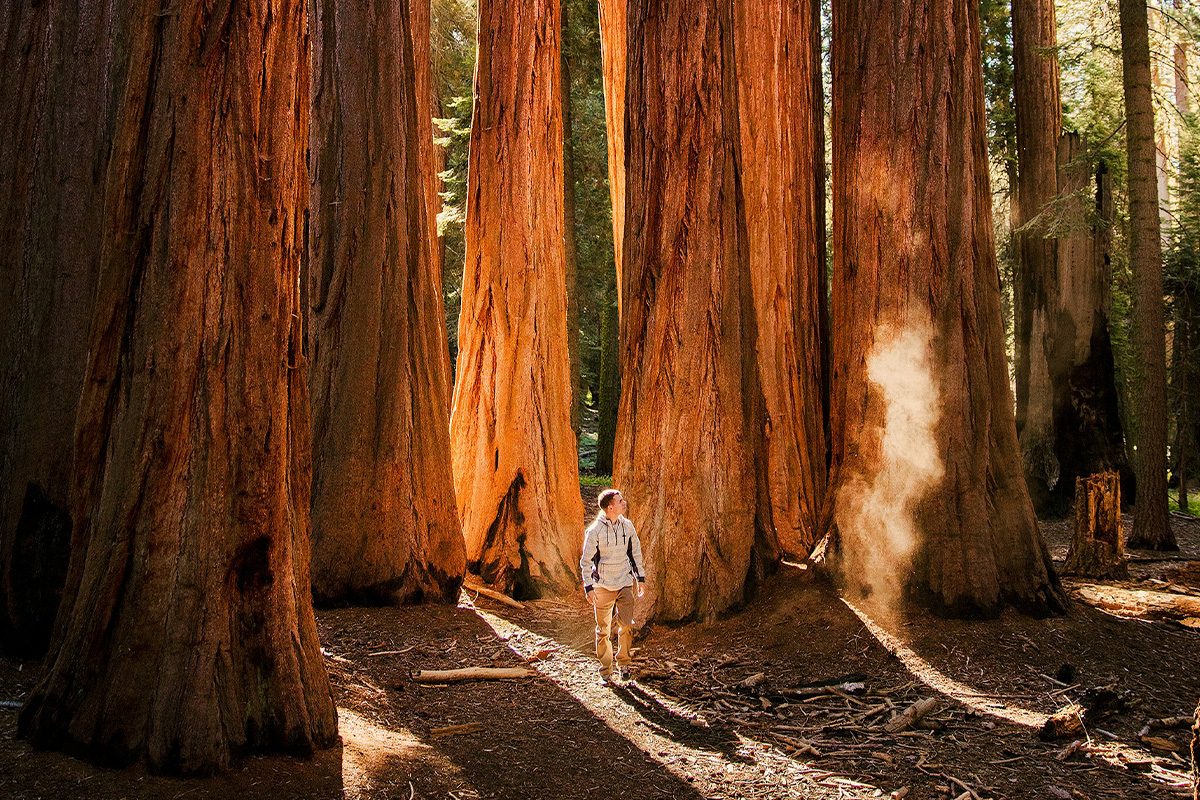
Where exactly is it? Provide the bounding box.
[884,698,939,733]
[463,582,527,609]
[431,722,485,737]
[414,667,535,683]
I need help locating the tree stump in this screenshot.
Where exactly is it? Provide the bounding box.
[1062,471,1128,579]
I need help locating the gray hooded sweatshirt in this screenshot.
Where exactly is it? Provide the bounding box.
[580,514,646,591]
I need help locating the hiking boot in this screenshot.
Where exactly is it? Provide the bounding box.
[598,673,612,687]
[619,667,633,682]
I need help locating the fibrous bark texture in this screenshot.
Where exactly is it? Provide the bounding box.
[615,0,766,622]
[309,0,465,606]
[562,2,582,436]
[1062,472,1127,579]
[0,0,110,656]
[599,0,626,304]
[450,0,581,598]
[831,0,1063,617]
[1121,0,1176,550]
[18,0,337,774]
[1013,2,1130,516]
[734,0,827,558]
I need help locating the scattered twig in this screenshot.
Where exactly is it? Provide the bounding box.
[431,722,484,737]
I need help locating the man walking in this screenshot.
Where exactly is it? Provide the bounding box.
[580,488,646,685]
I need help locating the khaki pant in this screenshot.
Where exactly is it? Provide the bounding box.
[592,584,635,677]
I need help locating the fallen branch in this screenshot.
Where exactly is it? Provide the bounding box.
[431,722,484,737]
[884,698,939,733]
[463,582,526,609]
[414,667,534,683]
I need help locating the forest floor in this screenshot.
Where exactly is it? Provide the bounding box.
[1,490,1198,799]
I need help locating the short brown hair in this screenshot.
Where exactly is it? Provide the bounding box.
[597,488,622,510]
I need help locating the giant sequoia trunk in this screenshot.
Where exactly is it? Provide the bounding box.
[1121,0,1176,549]
[0,0,110,656]
[734,0,827,558]
[831,0,1063,617]
[599,0,626,304]
[18,0,338,773]
[449,0,581,598]
[308,0,465,606]
[1013,0,1130,516]
[615,0,766,622]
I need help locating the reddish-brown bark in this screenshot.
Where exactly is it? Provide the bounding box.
[450,0,581,598]
[1121,0,1176,549]
[615,0,767,622]
[18,0,337,773]
[0,0,110,656]
[734,0,827,558]
[831,0,1063,617]
[308,0,466,606]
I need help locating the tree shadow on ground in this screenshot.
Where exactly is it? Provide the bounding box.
[610,681,753,764]
[320,604,710,800]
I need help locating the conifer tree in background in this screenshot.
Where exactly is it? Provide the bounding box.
[1013,0,1131,516]
[0,0,110,657]
[1121,0,1177,549]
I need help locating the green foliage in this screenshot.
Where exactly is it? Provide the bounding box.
[980,0,1016,179]
[579,474,613,487]
[1166,116,1200,297]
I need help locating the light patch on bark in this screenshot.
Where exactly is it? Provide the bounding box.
[836,320,943,614]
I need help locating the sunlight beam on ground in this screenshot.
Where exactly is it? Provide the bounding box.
[464,596,893,800]
[843,599,1049,728]
[844,599,1194,793]
[338,706,475,800]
